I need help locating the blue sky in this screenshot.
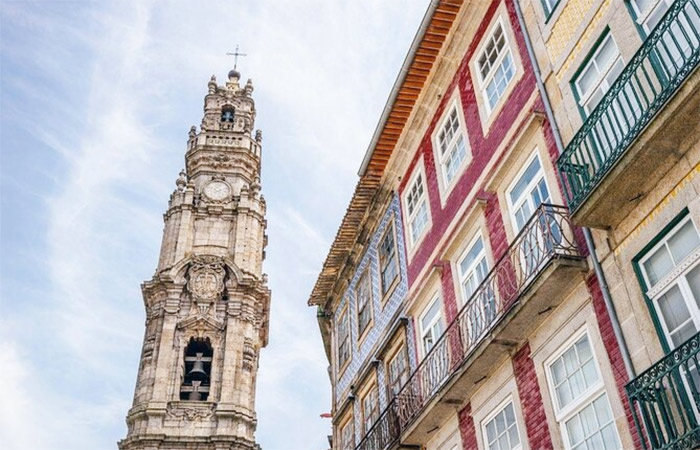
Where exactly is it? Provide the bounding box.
[0,1,425,449]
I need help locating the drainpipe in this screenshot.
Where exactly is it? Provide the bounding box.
[512,0,635,379]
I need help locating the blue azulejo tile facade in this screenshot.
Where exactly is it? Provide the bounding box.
[332,195,417,439]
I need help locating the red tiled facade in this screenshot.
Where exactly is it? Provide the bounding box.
[513,343,554,450]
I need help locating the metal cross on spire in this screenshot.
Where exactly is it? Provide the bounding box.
[226,45,247,70]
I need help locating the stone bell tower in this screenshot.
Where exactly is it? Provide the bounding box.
[120,68,270,450]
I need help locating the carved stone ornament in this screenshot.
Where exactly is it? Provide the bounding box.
[166,403,216,421]
[187,256,226,314]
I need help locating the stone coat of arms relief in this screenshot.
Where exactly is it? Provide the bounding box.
[187,255,226,317]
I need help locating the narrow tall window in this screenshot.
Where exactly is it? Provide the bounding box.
[638,216,700,348]
[477,20,516,112]
[387,345,410,397]
[458,234,490,302]
[458,234,495,343]
[361,386,379,435]
[405,171,430,246]
[507,153,551,233]
[339,417,354,450]
[180,337,213,401]
[436,105,468,187]
[379,223,399,296]
[356,270,373,338]
[547,332,621,450]
[337,305,351,370]
[420,296,444,353]
[482,401,522,450]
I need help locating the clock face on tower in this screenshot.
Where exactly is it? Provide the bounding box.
[203,180,231,202]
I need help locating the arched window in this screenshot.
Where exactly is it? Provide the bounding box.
[221,107,235,123]
[180,337,213,401]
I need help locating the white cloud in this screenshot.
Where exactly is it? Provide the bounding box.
[0,1,426,449]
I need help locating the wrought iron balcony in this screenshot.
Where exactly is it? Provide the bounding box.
[557,0,700,214]
[627,332,700,450]
[355,204,580,450]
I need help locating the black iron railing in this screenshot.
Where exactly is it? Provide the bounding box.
[355,204,579,450]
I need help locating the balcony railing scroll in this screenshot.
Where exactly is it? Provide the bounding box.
[557,0,700,212]
[355,204,580,450]
[627,331,700,450]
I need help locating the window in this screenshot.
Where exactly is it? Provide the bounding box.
[221,107,235,123]
[405,169,430,246]
[547,332,621,450]
[435,104,468,188]
[361,386,379,435]
[387,345,410,397]
[356,270,373,338]
[420,295,444,353]
[482,400,521,450]
[458,234,496,344]
[638,215,700,348]
[458,234,490,302]
[379,223,399,296]
[575,34,625,115]
[507,153,551,233]
[477,20,516,113]
[541,0,562,17]
[337,305,351,370]
[630,0,700,69]
[180,337,213,401]
[339,416,354,450]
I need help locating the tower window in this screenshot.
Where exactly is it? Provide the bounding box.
[180,337,213,401]
[221,108,235,123]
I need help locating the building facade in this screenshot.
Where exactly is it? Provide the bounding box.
[120,69,271,450]
[310,1,699,450]
[518,0,700,448]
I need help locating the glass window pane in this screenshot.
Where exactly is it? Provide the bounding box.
[421,299,440,330]
[510,156,542,204]
[596,36,618,69]
[668,221,700,264]
[644,246,675,286]
[688,264,700,308]
[658,285,692,331]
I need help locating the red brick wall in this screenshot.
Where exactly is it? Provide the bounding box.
[513,343,554,450]
[458,403,478,450]
[586,274,643,449]
[398,0,538,289]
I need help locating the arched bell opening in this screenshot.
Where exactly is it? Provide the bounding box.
[179,337,213,401]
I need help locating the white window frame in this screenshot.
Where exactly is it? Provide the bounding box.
[360,383,379,436]
[432,96,470,198]
[475,17,517,115]
[574,33,624,114]
[419,294,444,356]
[457,231,490,306]
[339,414,355,450]
[355,268,373,340]
[638,215,700,349]
[402,162,431,251]
[336,303,352,374]
[630,0,673,32]
[387,343,410,397]
[505,151,552,235]
[545,327,622,450]
[480,396,523,450]
[378,220,400,299]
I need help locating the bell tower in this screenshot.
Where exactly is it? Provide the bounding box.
[120,68,270,450]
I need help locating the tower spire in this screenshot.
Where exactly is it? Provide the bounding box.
[119,69,270,450]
